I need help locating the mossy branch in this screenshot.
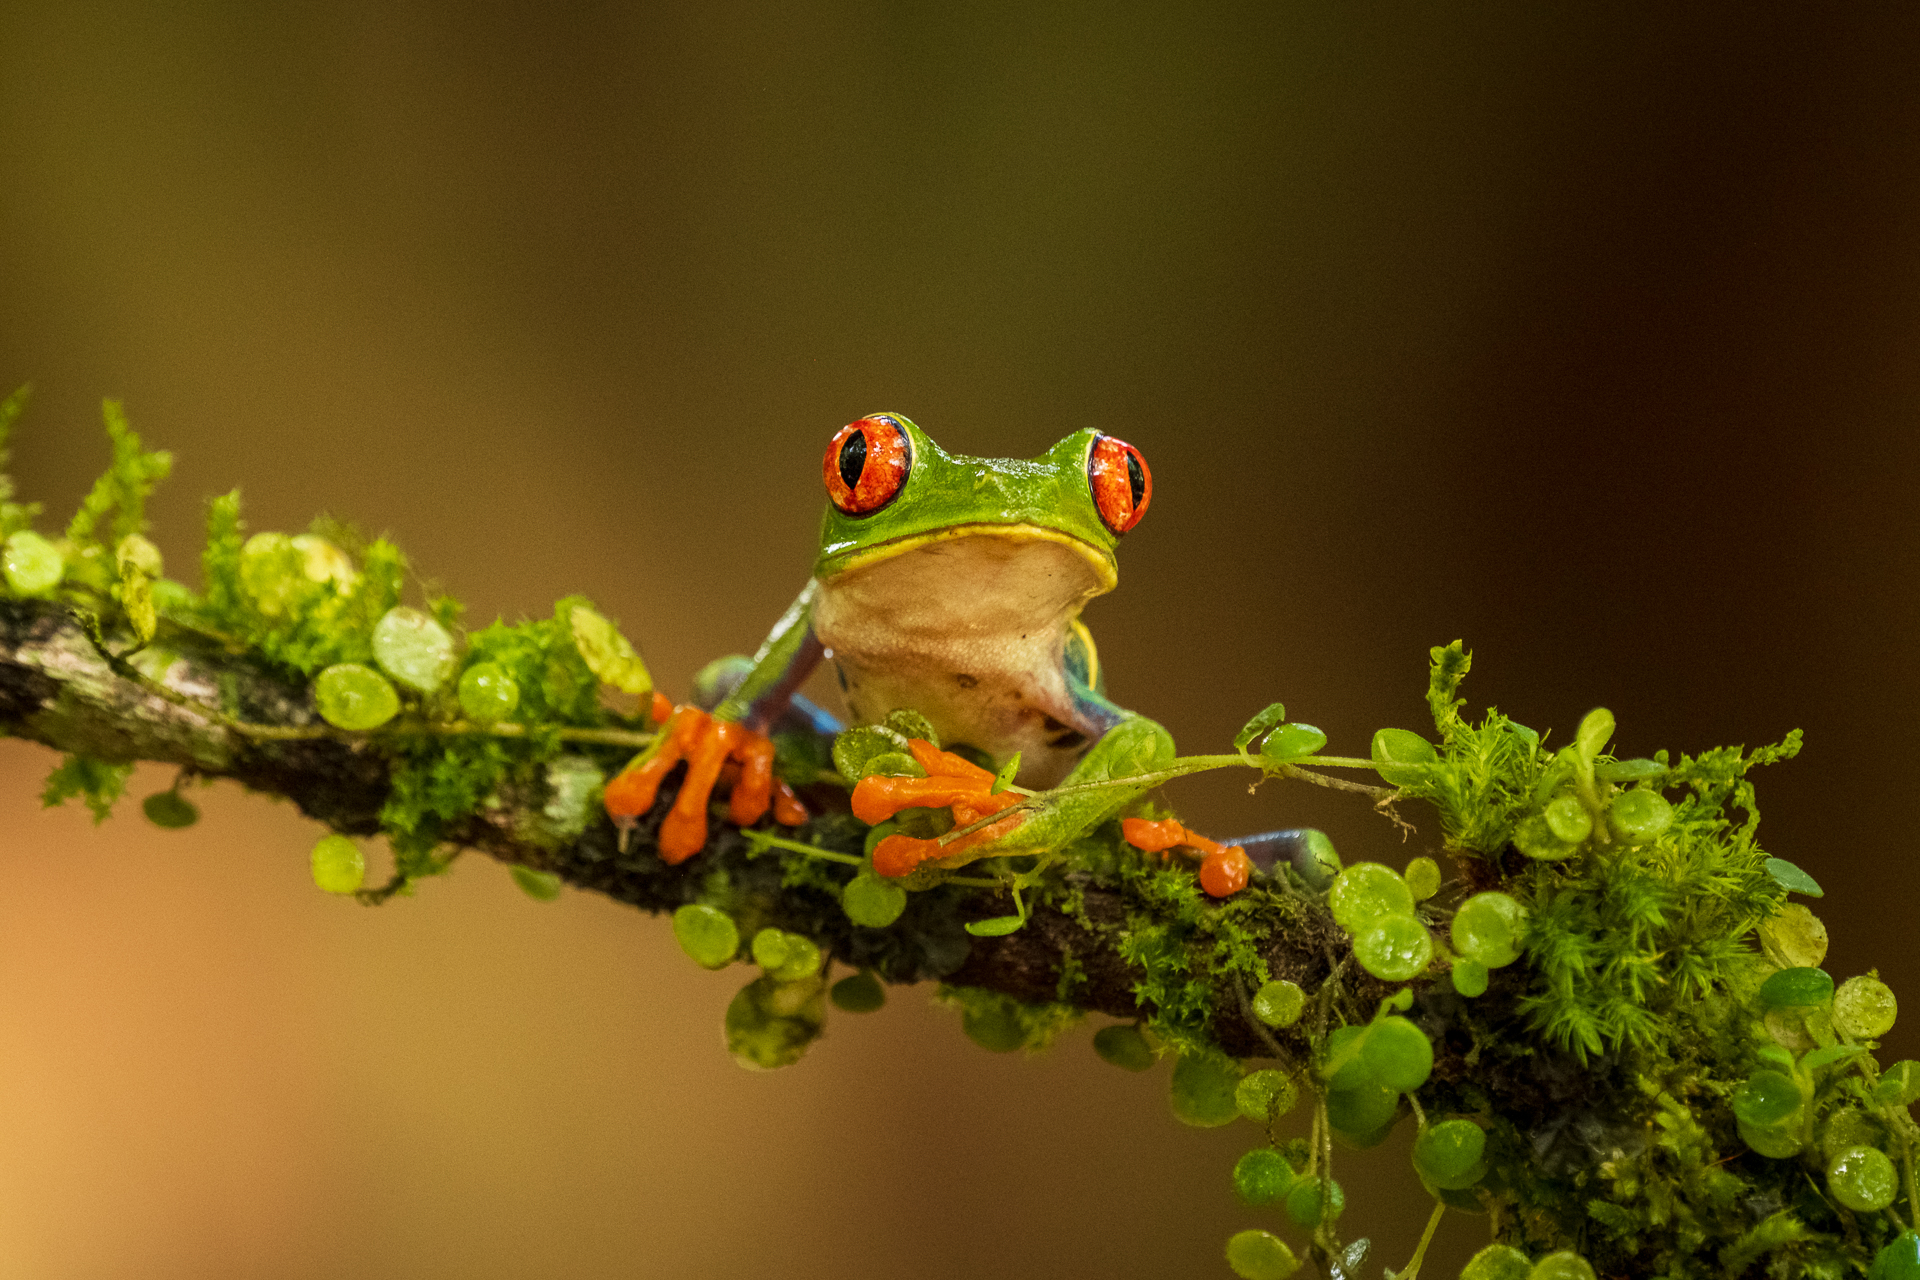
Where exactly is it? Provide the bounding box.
[7,396,1903,1280]
[0,594,1315,1057]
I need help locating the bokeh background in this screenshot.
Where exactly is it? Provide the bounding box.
[2,3,1918,1277]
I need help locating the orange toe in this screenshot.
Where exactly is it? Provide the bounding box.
[1198,845,1252,897]
[730,733,775,825]
[604,706,806,865]
[771,778,808,826]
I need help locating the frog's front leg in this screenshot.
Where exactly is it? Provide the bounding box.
[857,715,1176,878]
[602,584,821,862]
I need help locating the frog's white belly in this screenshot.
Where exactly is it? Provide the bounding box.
[811,533,1109,787]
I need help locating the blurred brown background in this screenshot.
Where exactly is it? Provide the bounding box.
[2,3,1918,1277]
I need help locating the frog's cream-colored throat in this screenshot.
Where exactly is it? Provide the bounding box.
[819,521,1117,592]
[811,525,1116,787]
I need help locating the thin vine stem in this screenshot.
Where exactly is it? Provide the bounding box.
[1396,1201,1447,1280]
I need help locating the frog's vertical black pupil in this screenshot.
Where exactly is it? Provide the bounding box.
[839,431,868,490]
[1125,451,1145,508]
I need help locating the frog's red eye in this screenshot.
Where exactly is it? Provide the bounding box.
[1088,434,1151,535]
[824,415,910,515]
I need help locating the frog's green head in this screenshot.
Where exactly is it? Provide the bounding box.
[813,414,1152,588]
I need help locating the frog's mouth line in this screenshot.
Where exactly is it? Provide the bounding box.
[818,522,1117,592]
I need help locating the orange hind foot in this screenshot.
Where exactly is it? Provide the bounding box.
[850,740,1026,878]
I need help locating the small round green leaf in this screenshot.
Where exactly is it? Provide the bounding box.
[141,790,199,829]
[1231,1149,1296,1207]
[1252,979,1306,1028]
[1828,1144,1898,1212]
[1834,976,1898,1039]
[1328,862,1415,933]
[1461,1244,1533,1280]
[509,865,562,901]
[1542,795,1592,844]
[1452,959,1490,997]
[961,1000,1026,1053]
[830,971,886,1013]
[1452,892,1529,968]
[1169,1054,1241,1127]
[1092,1024,1154,1071]
[1325,1082,1400,1137]
[833,726,905,783]
[672,904,739,969]
[751,927,790,971]
[238,532,303,615]
[1529,1252,1597,1280]
[371,606,458,695]
[291,533,355,586]
[1759,966,1834,1010]
[1758,903,1829,969]
[1413,1117,1487,1190]
[1360,1015,1433,1092]
[458,662,521,723]
[843,871,909,928]
[1739,1117,1805,1159]
[1404,856,1441,901]
[768,933,820,982]
[1766,857,1824,898]
[1234,702,1288,753]
[1607,788,1673,844]
[1236,1068,1298,1122]
[725,974,824,1070]
[880,708,940,748]
[1260,723,1328,764]
[1291,828,1342,890]
[1875,1061,1920,1108]
[1595,757,1667,782]
[1574,708,1615,761]
[1284,1174,1343,1228]
[310,834,365,895]
[2,530,65,594]
[567,602,652,696]
[1511,812,1579,860]
[1225,1229,1300,1280]
[863,751,926,779]
[1352,914,1433,982]
[1370,728,1438,786]
[1732,1069,1803,1128]
[1871,1232,1920,1280]
[965,915,1026,937]
[1320,1024,1373,1091]
[314,663,400,731]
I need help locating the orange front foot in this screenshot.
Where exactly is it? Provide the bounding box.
[603,706,808,864]
[851,739,1027,878]
[1122,817,1253,898]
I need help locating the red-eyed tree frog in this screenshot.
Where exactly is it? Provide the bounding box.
[604,414,1254,894]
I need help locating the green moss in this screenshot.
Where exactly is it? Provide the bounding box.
[64,399,171,553]
[41,753,134,823]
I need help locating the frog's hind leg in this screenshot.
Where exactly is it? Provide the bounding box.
[1232,828,1340,890]
[1122,817,1253,898]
